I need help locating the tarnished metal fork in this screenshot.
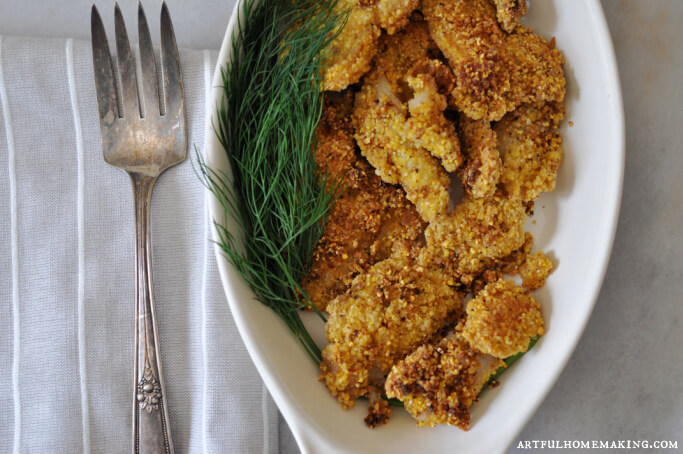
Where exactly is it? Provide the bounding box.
[91,2,185,453]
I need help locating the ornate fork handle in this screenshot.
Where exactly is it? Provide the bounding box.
[132,172,173,454]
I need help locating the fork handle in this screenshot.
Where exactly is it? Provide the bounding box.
[131,173,174,454]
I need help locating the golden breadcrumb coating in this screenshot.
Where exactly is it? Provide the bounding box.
[370,189,426,261]
[422,194,527,280]
[495,102,565,202]
[422,0,565,121]
[320,247,462,409]
[313,92,357,189]
[324,1,379,92]
[405,66,462,172]
[372,21,462,173]
[456,115,501,199]
[462,279,544,358]
[385,335,504,429]
[494,0,527,33]
[370,16,443,93]
[354,77,451,222]
[519,251,554,290]
[353,21,462,222]
[323,0,419,91]
[497,231,533,276]
[372,0,420,34]
[307,96,425,311]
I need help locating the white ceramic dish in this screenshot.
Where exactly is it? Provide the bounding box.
[203,1,624,452]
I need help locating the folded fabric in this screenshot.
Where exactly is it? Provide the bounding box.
[0,35,278,453]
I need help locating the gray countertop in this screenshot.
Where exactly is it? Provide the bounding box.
[2,0,681,451]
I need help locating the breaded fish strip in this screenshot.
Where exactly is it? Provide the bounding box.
[307,97,425,311]
[370,17,443,95]
[494,102,564,202]
[372,0,420,34]
[497,231,533,275]
[320,248,462,409]
[354,21,461,222]
[494,0,527,33]
[370,186,426,262]
[462,279,544,358]
[519,251,554,290]
[422,0,565,121]
[371,22,462,173]
[354,80,452,222]
[323,0,419,91]
[385,334,503,428]
[406,69,462,172]
[306,166,425,311]
[313,92,357,189]
[422,194,527,280]
[456,115,501,199]
[324,1,380,92]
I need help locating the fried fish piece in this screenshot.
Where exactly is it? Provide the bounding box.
[461,279,544,358]
[353,20,462,222]
[494,102,564,202]
[519,250,554,290]
[313,92,357,189]
[372,0,420,34]
[456,115,501,199]
[306,167,426,311]
[385,334,504,428]
[307,96,425,311]
[369,21,462,173]
[422,0,565,121]
[405,66,463,173]
[354,77,452,222]
[324,1,380,92]
[422,194,527,281]
[496,231,533,276]
[323,0,419,91]
[369,186,426,262]
[320,247,462,409]
[494,0,527,33]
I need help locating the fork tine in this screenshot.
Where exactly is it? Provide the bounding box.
[91,5,118,121]
[160,1,184,119]
[114,3,140,119]
[137,2,160,117]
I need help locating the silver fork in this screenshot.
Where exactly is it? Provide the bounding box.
[91,2,185,453]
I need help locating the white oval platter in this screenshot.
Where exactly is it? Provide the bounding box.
[203,1,625,452]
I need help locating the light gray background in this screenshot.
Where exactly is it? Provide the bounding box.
[1,0,681,452]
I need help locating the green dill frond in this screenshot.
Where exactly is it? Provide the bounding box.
[198,0,345,364]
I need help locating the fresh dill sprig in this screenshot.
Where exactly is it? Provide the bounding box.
[198,0,345,363]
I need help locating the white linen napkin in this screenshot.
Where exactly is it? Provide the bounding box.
[0,35,278,453]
